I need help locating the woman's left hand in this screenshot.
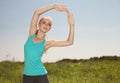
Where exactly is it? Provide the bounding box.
[53,4,74,25]
[53,4,68,12]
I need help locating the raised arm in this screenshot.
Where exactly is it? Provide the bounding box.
[52,12,74,46]
[45,6,74,50]
[28,5,54,38]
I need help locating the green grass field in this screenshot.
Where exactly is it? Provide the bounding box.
[0,59,120,83]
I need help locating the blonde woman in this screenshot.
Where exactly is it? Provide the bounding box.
[23,4,74,83]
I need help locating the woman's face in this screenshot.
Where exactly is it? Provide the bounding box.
[38,18,52,33]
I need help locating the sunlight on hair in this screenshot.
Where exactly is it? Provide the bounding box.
[39,16,52,23]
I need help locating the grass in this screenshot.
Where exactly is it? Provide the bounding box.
[0,62,23,83]
[0,59,120,83]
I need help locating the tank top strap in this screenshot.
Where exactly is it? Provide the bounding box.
[30,34,35,39]
[43,38,46,43]
[27,34,35,41]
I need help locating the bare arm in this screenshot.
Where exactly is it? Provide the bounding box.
[28,5,54,38]
[45,8,74,50]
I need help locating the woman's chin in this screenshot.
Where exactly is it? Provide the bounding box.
[41,30,49,33]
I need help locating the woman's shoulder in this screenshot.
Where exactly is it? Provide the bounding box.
[45,37,55,46]
[45,37,54,42]
[27,34,35,40]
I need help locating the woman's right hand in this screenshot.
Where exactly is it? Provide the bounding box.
[53,4,68,12]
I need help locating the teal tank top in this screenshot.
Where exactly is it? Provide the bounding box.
[23,34,47,76]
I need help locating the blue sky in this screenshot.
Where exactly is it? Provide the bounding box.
[0,0,120,62]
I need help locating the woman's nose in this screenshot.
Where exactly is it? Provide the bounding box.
[45,24,49,26]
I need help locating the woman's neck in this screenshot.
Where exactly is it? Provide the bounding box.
[36,30,45,40]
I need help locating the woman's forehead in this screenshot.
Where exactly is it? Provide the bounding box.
[41,18,52,23]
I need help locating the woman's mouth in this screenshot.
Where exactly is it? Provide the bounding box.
[43,27,47,30]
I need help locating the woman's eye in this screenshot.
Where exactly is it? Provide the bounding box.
[49,24,51,26]
[42,22,45,24]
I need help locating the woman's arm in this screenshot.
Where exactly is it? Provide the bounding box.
[28,5,54,38]
[52,11,74,46]
[45,9,74,50]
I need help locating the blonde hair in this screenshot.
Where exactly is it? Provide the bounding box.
[39,16,52,24]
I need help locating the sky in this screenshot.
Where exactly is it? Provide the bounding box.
[0,0,120,62]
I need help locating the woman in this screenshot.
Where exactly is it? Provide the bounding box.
[23,4,74,83]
